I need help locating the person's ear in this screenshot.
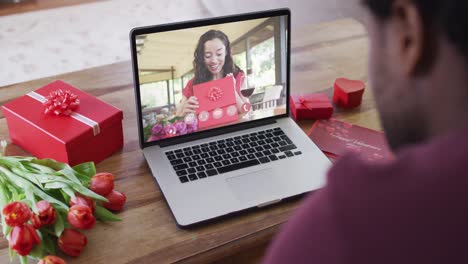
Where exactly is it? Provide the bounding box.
[388,0,429,76]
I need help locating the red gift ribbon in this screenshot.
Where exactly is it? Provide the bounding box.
[43,89,80,116]
[207,86,223,101]
[297,96,329,111]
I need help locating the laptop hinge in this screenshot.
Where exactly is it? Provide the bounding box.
[257,199,282,208]
[158,118,277,148]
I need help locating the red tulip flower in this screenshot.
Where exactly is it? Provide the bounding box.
[32,200,57,229]
[38,255,67,264]
[58,228,87,257]
[10,224,40,256]
[67,205,96,230]
[2,201,32,227]
[103,190,127,211]
[70,194,96,213]
[89,172,115,196]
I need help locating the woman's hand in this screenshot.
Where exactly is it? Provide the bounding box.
[183,96,199,114]
[176,96,199,117]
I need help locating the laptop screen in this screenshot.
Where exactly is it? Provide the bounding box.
[132,12,289,145]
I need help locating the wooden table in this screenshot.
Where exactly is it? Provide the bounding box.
[0,18,379,263]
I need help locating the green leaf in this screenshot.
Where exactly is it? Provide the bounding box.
[0,180,10,208]
[0,168,10,184]
[42,233,56,255]
[14,161,35,173]
[72,184,108,202]
[40,177,107,202]
[61,187,75,204]
[7,185,20,201]
[29,186,69,211]
[19,255,28,264]
[72,162,96,179]
[28,162,57,174]
[9,246,16,262]
[62,187,75,199]
[0,178,9,234]
[95,205,121,222]
[0,161,67,210]
[54,209,66,237]
[0,222,6,239]
[5,225,12,236]
[44,182,69,189]
[0,183,11,235]
[0,139,6,157]
[25,187,38,214]
[3,224,12,239]
[0,166,28,189]
[57,166,82,185]
[31,158,65,171]
[40,177,73,185]
[0,156,33,168]
[33,173,56,184]
[11,167,44,191]
[29,230,46,259]
[31,158,92,184]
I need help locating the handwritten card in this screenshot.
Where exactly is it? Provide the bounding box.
[308,119,393,162]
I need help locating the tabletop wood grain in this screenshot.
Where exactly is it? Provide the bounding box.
[0,18,379,263]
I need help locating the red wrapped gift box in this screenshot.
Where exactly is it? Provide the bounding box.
[333,78,366,109]
[1,80,123,166]
[194,76,238,129]
[289,93,334,121]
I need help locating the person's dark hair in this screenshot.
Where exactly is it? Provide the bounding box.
[193,30,241,85]
[363,0,468,59]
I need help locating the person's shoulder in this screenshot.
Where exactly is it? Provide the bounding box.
[328,128,468,194]
[183,78,196,98]
[325,131,468,226]
[323,131,468,262]
[184,78,195,89]
[328,153,394,180]
[327,151,412,198]
[235,70,245,78]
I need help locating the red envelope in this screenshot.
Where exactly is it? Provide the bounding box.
[194,76,238,129]
[308,119,393,162]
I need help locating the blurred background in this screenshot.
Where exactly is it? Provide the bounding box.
[0,0,361,87]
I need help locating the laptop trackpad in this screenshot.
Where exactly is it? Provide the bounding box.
[226,168,284,206]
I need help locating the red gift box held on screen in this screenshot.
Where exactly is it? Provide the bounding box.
[1,80,123,166]
[194,76,238,129]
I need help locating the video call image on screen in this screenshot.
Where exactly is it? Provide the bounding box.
[136,15,288,143]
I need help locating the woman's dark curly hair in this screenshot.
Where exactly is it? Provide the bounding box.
[363,0,468,59]
[193,30,241,85]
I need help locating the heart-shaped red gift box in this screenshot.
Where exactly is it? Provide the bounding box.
[333,78,366,109]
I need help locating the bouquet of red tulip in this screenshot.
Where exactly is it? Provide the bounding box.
[0,150,126,263]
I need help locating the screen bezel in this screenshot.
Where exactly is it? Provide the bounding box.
[130,8,291,149]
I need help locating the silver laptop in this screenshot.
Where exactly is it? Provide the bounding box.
[130,9,331,227]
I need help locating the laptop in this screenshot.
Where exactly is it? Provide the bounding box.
[129,8,331,227]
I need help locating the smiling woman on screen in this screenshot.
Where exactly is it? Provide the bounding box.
[175,30,248,118]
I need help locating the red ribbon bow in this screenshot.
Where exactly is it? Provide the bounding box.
[43,89,80,116]
[207,86,223,102]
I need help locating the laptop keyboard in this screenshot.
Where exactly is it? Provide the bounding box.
[165,127,302,183]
